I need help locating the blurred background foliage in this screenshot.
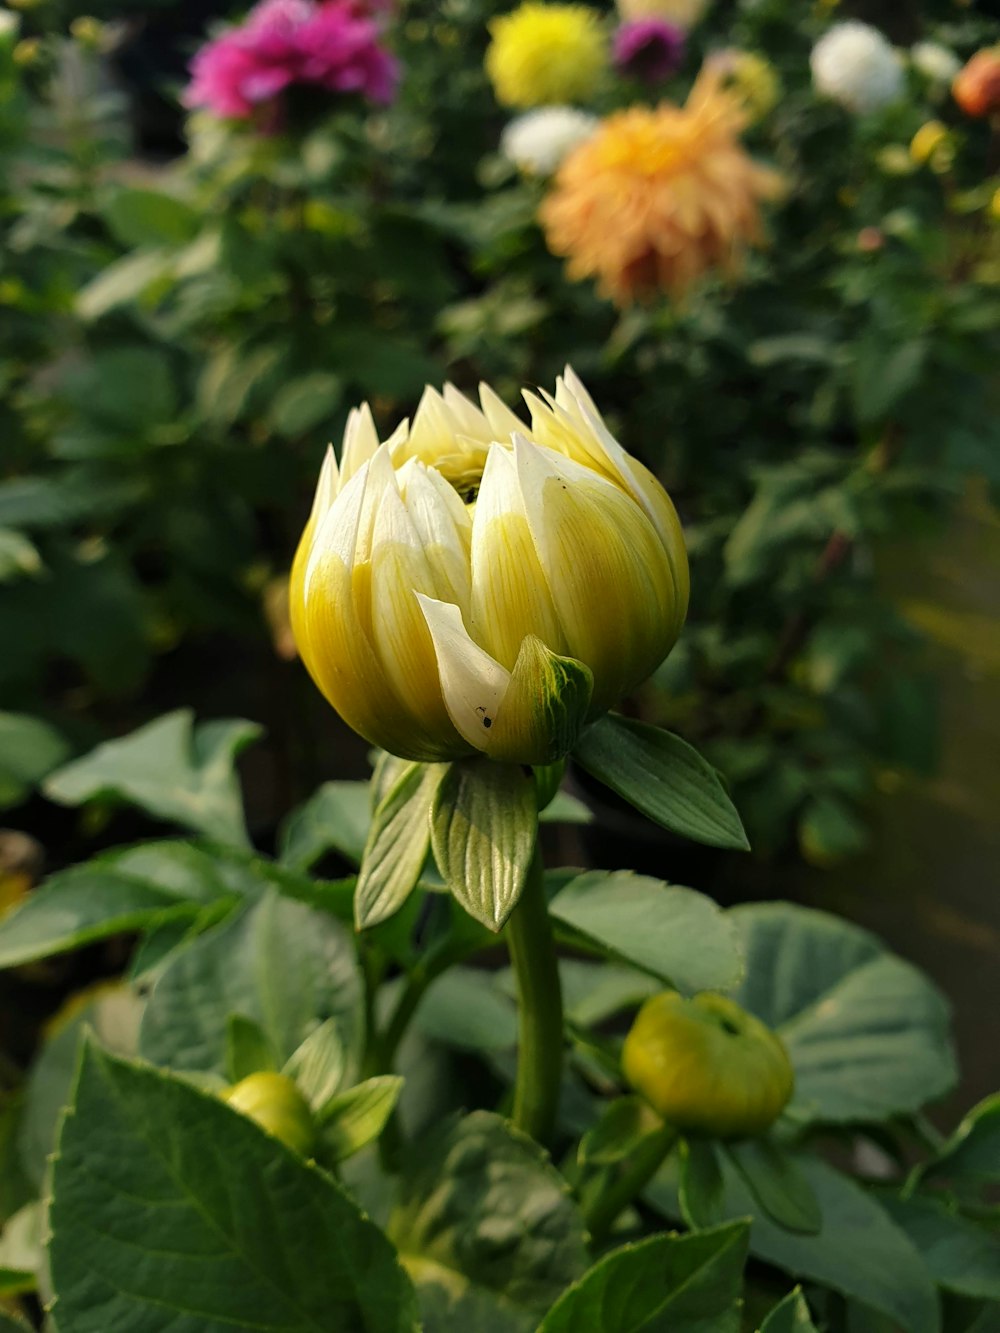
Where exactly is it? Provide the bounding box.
[1,0,999,871]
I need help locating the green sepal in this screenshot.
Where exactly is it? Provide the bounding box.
[431,759,538,932]
[573,714,750,851]
[488,636,593,765]
[355,761,445,931]
[317,1075,404,1162]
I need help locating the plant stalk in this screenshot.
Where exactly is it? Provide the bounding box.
[506,844,563,1144]
[584,1125,678,1242]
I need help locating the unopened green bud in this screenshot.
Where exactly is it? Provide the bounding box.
[622,991,794,1140]
[224,1072,316,1155]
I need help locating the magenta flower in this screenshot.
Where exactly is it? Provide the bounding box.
[185,0,399,122]
[613,18,685,84]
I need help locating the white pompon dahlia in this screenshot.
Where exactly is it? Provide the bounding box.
[500,106,599,176]
[910,41,960,86]
[811,21,904,115]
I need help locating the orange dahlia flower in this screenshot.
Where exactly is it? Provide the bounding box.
[952,47,1000,119]
[539,68,784,305]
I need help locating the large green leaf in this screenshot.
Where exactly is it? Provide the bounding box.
[0,841,247,970]
[277,780,373,871]
[389,1111,587,1323]
[140,890,363,1078]
[920,1094,1000,1189]
[48,1043,419,1332]
[0,712,69,810]
[414,966,518,1052]
[573,715,749,851]
[549,871,742,995]
[537,1221,750,1333]
[724,1140,822,1236]
[103,188,201,247]
[431,760,538,931]
[18,983,143,1190]
[879,1196,1000,1301]
[730,903,956,1125]
[44,710,261,848]
[647,1155,940,1333]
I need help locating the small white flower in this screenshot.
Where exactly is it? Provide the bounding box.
[910,41,960,86]
[811,21,905,115]
[0,8,21,39]
[500,106,599,177]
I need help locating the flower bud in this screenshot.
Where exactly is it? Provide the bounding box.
[622,991,794,1139]
[224,1072,316,1155]
[953,48,1000,119]
[291,370,688,765]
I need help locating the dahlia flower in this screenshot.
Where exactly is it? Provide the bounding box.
[810,22,904,116]
[613,18,685,84]
[185,0,398,122]
[539,68,784,305]
[290,370,688,764]
[615,0,710,31]
[501,106,599,176]
[953,47,1000,119]
[705,48,780,123]
[485,3,608,109]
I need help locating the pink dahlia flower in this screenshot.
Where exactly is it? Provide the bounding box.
[185,0,399,121]
[613,17,685,83]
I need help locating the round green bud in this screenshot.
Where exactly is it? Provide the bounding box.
[622,991,794,1140]
[224,1072,316,1156]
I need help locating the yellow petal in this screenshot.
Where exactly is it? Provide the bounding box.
[514,436,680,711]
[470,443,565,669]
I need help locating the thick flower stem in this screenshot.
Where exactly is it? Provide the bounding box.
[506,844,563,1145]
[584,1125,678,1242]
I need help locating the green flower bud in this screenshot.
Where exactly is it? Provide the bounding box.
[224,1072,316,1155]
[622,991,794,1139]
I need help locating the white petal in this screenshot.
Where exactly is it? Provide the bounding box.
[398,460,472,608]
[305,459,370,593]
[340,403,380,483]
[308,444,340,525]
[443,383,493,441]
[416,595,510,753]
[478,383,526,442]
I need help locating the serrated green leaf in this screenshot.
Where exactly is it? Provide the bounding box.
[574,715,749,851]
[319,1076,404,1162]
[356,763,444,930]
[758,1288,818,1333]
[730,903,957,1125]
[18,984,143,1190]
[390,1111,587,1318]
[549,871,742,994]
[277,780,373,870]
[0,712,69,810]
[140,890,363,1080]
[431,760,538,932]
[44,710,261,848]
[879,1195,1000,1301]
[538,1221,750,1333]
[647,1155,939,1333]
[0,842,245,971]
[48,1043,419,1331]
[724,1140,822,1235]
[225,1014,279,1083]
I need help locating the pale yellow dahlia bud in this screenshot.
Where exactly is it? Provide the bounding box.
[291,370,688,765]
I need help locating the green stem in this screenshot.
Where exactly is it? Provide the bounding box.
[584,1126,678,1242]
[506,845,563,1144]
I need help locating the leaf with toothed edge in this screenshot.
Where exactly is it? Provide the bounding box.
[431,760,537,931]
[47,1041,419,1332]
